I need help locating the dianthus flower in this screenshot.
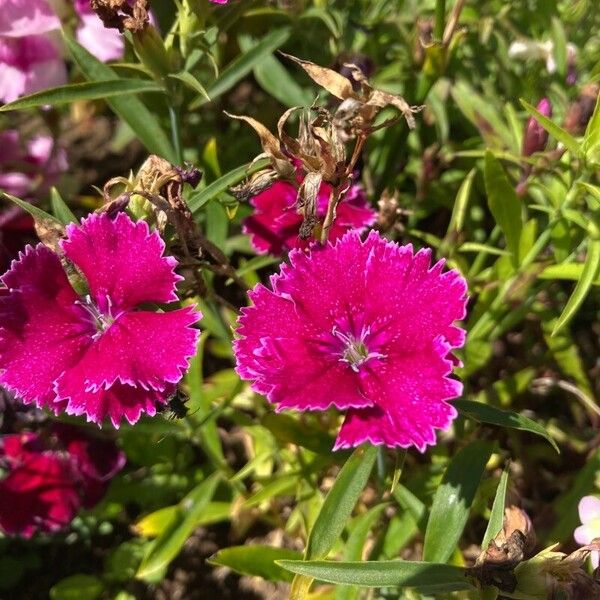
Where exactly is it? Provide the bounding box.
[234,230,467,451]
[0,425,125,537]
[574,495,600,568]
[0,212,200,426]
[243,179,376,255]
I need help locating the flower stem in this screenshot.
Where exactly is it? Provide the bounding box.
[434,0,445,41]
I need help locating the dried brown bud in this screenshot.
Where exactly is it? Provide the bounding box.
[230,169,278,204]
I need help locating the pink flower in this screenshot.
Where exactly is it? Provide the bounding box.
[234,230,467,451]
[0,34,67,102]
[0,0,60,38]
[0,130,67,199]
[243,180,376,255]
[0,426,124,538]
[74,0,125,63]
[574,496,600,568]
[0,212,200,427]
[522,98,552,157]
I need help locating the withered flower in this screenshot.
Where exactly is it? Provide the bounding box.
[90,0,150,33]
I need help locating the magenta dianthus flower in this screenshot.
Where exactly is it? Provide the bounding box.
[574,496,600,568]
[243,180,376,255]
[234,230,467,451]
[0,212,200,427]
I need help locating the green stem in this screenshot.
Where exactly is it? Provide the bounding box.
[169,104,183,164]
[434,0,446,41]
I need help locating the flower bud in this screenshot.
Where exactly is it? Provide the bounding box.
[522,98,552,157]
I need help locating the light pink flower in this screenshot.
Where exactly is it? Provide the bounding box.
[574,496,600,568]
[0,34,67,102]
[0,0,60,38]
[0,212,200,427]
[243,180,377,255]
[234,230,467,451]
[74,0,125,63]
[0,130,67,199]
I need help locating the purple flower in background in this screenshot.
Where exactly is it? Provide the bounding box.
[0,0,60,38]
[0,212,200,427]
[574,496,600,568]
[234,230,467,451]
[522,98,552,157]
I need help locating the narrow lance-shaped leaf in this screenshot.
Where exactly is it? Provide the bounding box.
[63,34,177,162]
[209,546,302,583]
[190,28,291,109]
[278,560,472,593]
[0,79,164,112]
[423,440,494,563]
[306,444,378,560]
[454,398,558,452]
[484,151,523,267]
[481,467,510,551]
[136,473,221,578]
[552,238,600,336]
[50,187,77,225]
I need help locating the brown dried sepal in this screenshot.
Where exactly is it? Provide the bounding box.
[90,0,150,32]
[467,506,536,593]
[230,169,278,204]
[281,53,423,137]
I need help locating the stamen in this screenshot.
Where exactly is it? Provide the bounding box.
[331,325,386,372]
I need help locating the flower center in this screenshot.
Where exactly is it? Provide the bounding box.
[75,295,115,338]
[331,325,386,372]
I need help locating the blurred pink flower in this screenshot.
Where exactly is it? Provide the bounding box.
[0,213,200,427]
[0,34,66,103]
[243,180,376,255]
[0,130,67,198]
[574,495,600,569]
[0,426,124,538]
[74,0,125,62]
[234,230,467,451]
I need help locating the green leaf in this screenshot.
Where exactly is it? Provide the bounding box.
[582,93,600,164]
[423,440,494,563]
[209,545,302,582]
[187,158,270,215]
[277,560,471,592]
[49,575,103,600]
[64,34,177,162]
[520,99,580,157]
[136,473,220,578]
[51,187,77,224]
[0,79,163,112]
[169,71,211,102]
[484,151,523,267]
[189,28,291,109]
[455,398,559,451]
[481,467,509,551]
[552,238,600,336]
[539,262,600,285]
[1,192,61,225]
[306,445,378,560]
[238,35,312,108]
[448,168,476,235]
[335,505,388,600]
[392,485,427,531]
[550,17,567,76]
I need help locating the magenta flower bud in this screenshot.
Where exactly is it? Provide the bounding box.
[522,98,552,157]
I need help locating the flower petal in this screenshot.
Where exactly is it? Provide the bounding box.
[579,496,600,524]
[58,378,174,428]
[61,213,182,312]
[0,0,60,37]
[0,245,93,408]
[56,307,200,394]
[343,344,461,451]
